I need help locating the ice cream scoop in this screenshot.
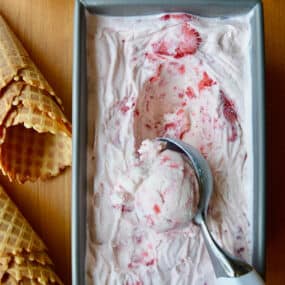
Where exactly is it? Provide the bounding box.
[158,137,265,285]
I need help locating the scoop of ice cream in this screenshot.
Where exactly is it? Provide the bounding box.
[134,140,198,233]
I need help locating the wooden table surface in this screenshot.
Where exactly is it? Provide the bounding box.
[0,0,283,284]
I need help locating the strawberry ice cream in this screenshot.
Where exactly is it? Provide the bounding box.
[86,11,253,285]
[134,140,199,233]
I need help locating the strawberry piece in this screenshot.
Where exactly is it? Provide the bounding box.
[160,14,171,21]
[185,86,195,99]
[152,41,172,57]
[149,64,163,83]
[220,91,238,141]
[153,204,161,214]
[152,24,201,58]
[164,122,176,130]
[221,92,237,123]
[174,24,201,58]
[169,162,179,169]
[145,215,154,226]
[161,155,171,163]
[198,71,216,92]
[160,14,192,21]
[120,105,130,113]
[176,109,184,115]
[178,64,186,74]
[145,259,156,266]
[142,251,149,257]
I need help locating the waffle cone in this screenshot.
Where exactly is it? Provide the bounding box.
[0,15,62,108]
[0,15,71,183]
[18,62,63,109]
[2,275,58,285]
[7,261,63,285]
[0,125,71,183]
[15,252,53,267]
[1,275,18,285]
[10,85,71,134]
[0,186,63,284]
[0,186,46,256]
[0,82,24,125]
[0,16,29,89]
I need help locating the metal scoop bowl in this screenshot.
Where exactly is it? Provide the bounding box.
[158,137,264,285]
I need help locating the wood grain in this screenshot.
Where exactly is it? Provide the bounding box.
[263,0,285,284]
[0,1,73,284]
[0,0,283,284]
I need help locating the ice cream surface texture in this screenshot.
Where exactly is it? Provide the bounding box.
[86,12,253,285]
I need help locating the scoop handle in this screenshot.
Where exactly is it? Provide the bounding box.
[216,270,265,285]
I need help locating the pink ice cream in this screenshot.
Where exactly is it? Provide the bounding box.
[134,140,198,233]
[86,12,253,285]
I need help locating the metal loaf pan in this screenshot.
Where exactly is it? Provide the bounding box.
[72,0,265,284]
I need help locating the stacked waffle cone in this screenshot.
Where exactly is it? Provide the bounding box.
[0,15,71,183]
[0,185,63,284]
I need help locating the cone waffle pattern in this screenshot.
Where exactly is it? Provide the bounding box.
[0,81,23,125]
[0,126,71,182]
[0,16,29,89]
[0,186,63,284]
[0,14,71,183]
